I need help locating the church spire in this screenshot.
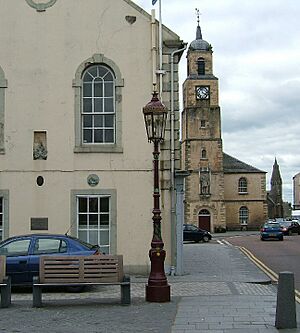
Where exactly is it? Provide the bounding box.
[195,8,202,40]
[271,158,282,185]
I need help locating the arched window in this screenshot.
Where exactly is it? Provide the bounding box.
[238,177,248,193]
[73,53,124,153]
[82,65,115,144]
[239,206,249,225]
[197,57,205,75]
[201,149,207,159]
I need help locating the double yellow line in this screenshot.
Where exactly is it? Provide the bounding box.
[239,246,300,304]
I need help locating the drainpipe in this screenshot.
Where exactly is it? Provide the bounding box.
[170,44,187,275]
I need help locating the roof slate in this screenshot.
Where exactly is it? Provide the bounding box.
[223,153,265,174]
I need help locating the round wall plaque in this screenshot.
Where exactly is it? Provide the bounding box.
[87,174,99,187]
[25,0,57,12]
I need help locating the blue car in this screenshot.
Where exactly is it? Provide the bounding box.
[260,222,283,241]
[0,234,100,285]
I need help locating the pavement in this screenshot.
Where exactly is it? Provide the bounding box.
[1,232,300,332]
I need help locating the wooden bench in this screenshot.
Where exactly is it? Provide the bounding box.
[32,254,130,307]
[0,255,11,308]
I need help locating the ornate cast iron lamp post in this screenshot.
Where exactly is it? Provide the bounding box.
[143,90,170,302]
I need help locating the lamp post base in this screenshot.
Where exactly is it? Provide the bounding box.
[146,284,170,302]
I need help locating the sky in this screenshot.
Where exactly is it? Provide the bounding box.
[134,0,300,204]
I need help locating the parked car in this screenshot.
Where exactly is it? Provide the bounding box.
[260,222,283,241]
[279,220,300,235]
[183,224,212,243]
[0,234,100,286]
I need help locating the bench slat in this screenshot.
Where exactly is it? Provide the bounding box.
[39,255,123,284]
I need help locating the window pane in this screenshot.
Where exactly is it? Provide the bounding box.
[83,129,92,143]
[104,71,113,81]
[0,198,3,211]
[83,99,92,113]
[79,214,88,227]
[98,67,108,78]
[100,231,109,246]
[100,197,109,212]
[0,215,2,226]
[100,214,109,226]
[94,129,103,143]
[105,115,114,127]
[104,98,114,112]
[83,83,92,97]
[94,99,103,113]
[78,230,87,242]
[86,66,97,78]
[89,214,98,228]
[105,130,114,143]
[83,71,94,82]
[83,115,92,127]
[89,198,98,212]
[34,238,61,254]
[104,82,113,97]
[0,239,30,256]
[88,231,98,245]
[94,82,103,97]
[78,197,88,212]
[94,115,104,127]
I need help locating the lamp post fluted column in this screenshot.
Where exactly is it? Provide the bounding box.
[143,91,170,302]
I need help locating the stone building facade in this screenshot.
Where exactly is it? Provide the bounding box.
[181,22,267,231]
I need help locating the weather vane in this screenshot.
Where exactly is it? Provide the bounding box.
[195,8,201,26]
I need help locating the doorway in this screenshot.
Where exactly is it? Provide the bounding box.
[198,209,211,232]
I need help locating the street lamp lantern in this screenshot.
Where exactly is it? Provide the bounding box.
[143,90,170,303]
[143,91,168,143]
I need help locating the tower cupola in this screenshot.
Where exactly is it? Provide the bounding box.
[189,10,211,51]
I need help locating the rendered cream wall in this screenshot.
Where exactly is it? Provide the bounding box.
[0,0,178,273]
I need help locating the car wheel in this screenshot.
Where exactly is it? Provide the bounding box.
[202,235,210,243]
[288,230,293,236]
[279,237,284,241]
[260,237,265,241]
[195,240,200,243]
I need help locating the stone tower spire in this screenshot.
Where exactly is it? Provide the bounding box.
[269,158,284,218]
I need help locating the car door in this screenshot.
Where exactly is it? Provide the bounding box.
[27,236,69,282]
[0,237,32,285]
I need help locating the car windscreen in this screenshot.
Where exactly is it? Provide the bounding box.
[265,223,281,228]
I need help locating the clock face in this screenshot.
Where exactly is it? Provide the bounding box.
[196,86,210,100]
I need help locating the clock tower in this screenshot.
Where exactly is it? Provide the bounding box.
[181,16,226,231]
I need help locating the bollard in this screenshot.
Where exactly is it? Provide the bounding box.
[275,271,297,329]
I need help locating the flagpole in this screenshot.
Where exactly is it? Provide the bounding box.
[158,0,163,97]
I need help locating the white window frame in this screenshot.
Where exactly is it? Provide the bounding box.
[238,177,248,194]
[82,65,116,145]
[76,194,111,254]
[239,206,249,225]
